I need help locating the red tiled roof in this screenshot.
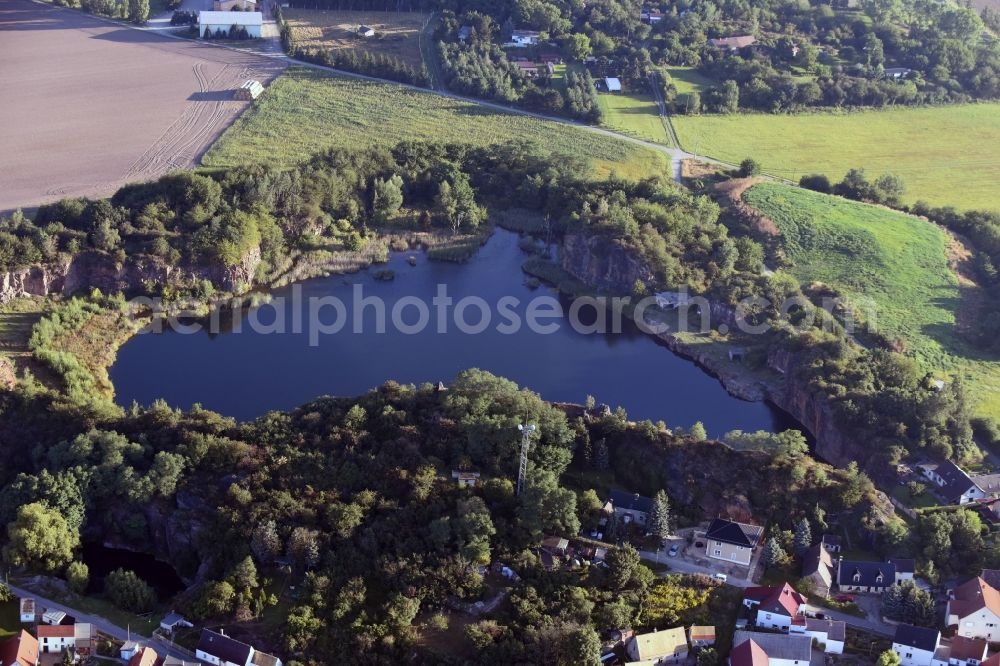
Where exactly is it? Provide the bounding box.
[0,630,40,666]
[982,653,1000,666]
[37,624,75,638]
[950,635,988,661]
[950,578,1000,618]
[731,638,769,666]
[128,646,160,666]
[760,583,807,617]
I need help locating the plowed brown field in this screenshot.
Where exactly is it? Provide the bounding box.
[0,0,285,212]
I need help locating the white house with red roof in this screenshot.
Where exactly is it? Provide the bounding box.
[742,583,808,631]
[946,577,1000,642]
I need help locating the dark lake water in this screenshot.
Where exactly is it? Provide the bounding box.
[81,542,185,599]
[110,229,796,437]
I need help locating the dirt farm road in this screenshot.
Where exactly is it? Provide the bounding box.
[0,0,285,213]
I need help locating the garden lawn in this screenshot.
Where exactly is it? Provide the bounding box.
[746,183,1000,418]
[202,67,670,181]
[673,104,1000,211]
[598,91,671,146]
[665,66,717,105]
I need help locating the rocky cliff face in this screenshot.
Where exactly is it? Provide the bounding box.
[0,248,261,303]
[557,232,873,469]
[561,233,655,293]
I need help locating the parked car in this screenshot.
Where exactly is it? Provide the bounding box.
[712,573,728,583]
[668,545,679,557]
[835,594,855,603]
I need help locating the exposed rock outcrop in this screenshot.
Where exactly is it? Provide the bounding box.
[0,248,261,303]
[561,233,655,294]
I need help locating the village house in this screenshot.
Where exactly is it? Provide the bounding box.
[640,8,663,23]
[196,629,282,666]
[606,490,655,528]
[971,472,1000,498]
[689,625,716,648]
[943,635,988,666]
[742,584,807,631]
[802,544,834,597]
[731,631,812,666]
[821,534,842,553]
[356,25,375,37]
[946,577,1000,642]
[160,612,194,634]
[790,618,846,654]
[708,35,757,51]
[120,640,143,661]
[625,626,689,664]
[705,518,763,566]
[893,624,943,666]
[919,461,985,505]
[0,630,39,666]
[602,77,622,92]
[451,470,481,488]
[36,624,74,654]
[890,558,916,584]
[18,598,34,624]
[129,646,161,666]
[837,559,896,593]
[509,30,540,47]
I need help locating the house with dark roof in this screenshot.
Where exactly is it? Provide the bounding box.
[744,583,808,632]
[606,490,655,528]
[196,629,279,666]
[920,461,985,505]
[837,559,896,593]
[821,534,842,553]
[892,624,942,666]
[0,630,39,666]
[946,577,1000,643]
[802,544,834,597]
[705,518,763,566]
[889,558,916,583]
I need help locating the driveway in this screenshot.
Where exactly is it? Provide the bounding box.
[802,601,895,637]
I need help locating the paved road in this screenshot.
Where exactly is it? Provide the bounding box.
[7,581,194,662]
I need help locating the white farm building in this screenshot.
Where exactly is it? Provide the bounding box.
[198,11,262,38]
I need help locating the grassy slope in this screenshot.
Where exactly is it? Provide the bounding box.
[746,183,1000,417]
[202,67,670,180]
[597,91,672,146]
[665,66,717,104]
[673,104,1000,211]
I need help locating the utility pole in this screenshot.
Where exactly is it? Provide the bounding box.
[517,423,535,496]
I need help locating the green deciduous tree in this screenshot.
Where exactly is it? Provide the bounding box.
[373,175,404,224]
[4,502,79,572]
[105,568,155,613]
[66,561,89,595]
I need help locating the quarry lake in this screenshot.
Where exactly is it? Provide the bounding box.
[110,229,795,436]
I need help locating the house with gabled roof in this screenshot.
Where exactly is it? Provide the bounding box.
[708,35,757,51]
[606,490,655,528]
[919,461,985,505]
[0,630,39,666]
[705,518,763,566]
[946,577,1000,642]
[625,626,689,663]
[196,629,281,666]
[892,624,942,666]
[743,583,807,631]
[802,544,834,597]
[794,618,846,654]
[128,646,161,666]
[944,635,988,666]
[36,624,75,654]
[732,631,812,666]
[837,559,896,593]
